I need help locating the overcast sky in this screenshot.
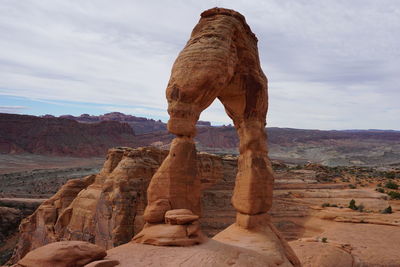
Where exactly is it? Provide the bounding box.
[0,0,399,130]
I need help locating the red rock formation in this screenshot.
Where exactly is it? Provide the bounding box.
[15,241,107,267]
[140,4,272,232]
[9,174,95,263]
[0,113,136,157]
[133,6,299,266]
[61,112,167,134]
[10,7,304,266]
[9,146,226,263]
[10,146,400,266]
[102,239,290,266]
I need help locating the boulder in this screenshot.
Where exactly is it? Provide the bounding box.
[17,241,106,267]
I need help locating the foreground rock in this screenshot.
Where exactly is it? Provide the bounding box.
[10,174,95,262]
[133,209,205,246]
[15,241,106,267]
[104,239,288,267]
[9,147,226,263]
[289,240,354,267]
[214,218,299,266]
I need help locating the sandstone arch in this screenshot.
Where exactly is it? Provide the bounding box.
[133,9,299,265]
[144,7,272,221]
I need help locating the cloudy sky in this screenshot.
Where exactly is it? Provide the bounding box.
[0,0,399,130]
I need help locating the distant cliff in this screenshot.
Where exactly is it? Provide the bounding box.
[0,113,136,157]
[1,113,400,166]
[57,112,167,135]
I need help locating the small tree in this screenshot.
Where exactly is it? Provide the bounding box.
[385,172,396,179]
[388,191,400,200]
[382,206,393,214]
[385,180,399,190]
[376,187,385,193]
[349,199,357,210]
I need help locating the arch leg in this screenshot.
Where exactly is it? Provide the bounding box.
[232,120,274,215]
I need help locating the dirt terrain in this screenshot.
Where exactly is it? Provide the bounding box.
[0,154,103,199]
[0,154,103,175]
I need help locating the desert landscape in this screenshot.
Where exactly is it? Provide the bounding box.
[1,2,399,267]
[1,146,400,265]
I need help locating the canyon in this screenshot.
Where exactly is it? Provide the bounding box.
[1,112,400,167]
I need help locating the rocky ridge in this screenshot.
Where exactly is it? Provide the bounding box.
[0,113,136,157]
[2,112,400,167]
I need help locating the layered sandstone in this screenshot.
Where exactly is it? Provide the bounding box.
[131,6,298,266]
[103,239,287,267]
[0,113,136,157]
[138,4,265,238]
[9,147,227,263]
[15,241,107,267]
[9,174,95,263]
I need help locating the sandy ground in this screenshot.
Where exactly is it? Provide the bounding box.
[0,154,104,174]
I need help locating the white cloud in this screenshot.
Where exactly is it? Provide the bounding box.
[0,105,27,113]
[0,0,399,129]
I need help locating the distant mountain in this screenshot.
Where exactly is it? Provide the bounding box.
[0,113,136,157]
[57,112,167,134]
[52,112,212,134]
[1,113,400,167]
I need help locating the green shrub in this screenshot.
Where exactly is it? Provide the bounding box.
[382,206,393,214]
[321,237,328,243]
[376,187,385,193]
[349,184,356,189]
[385,180,399,190]
[385,172,396,179]
[387,191,400,200]
[321,203,330,208]
[349,199,357,210]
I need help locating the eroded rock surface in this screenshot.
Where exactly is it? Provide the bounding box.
[9,174,95,263]
[289,240,354,267]
[9,147,225,263]
[15,241,106,267]
[163,7,272,217]
[133,209,204,246]
[104,239,287,267]
[130,6,299,266]
[9,146,400,266]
